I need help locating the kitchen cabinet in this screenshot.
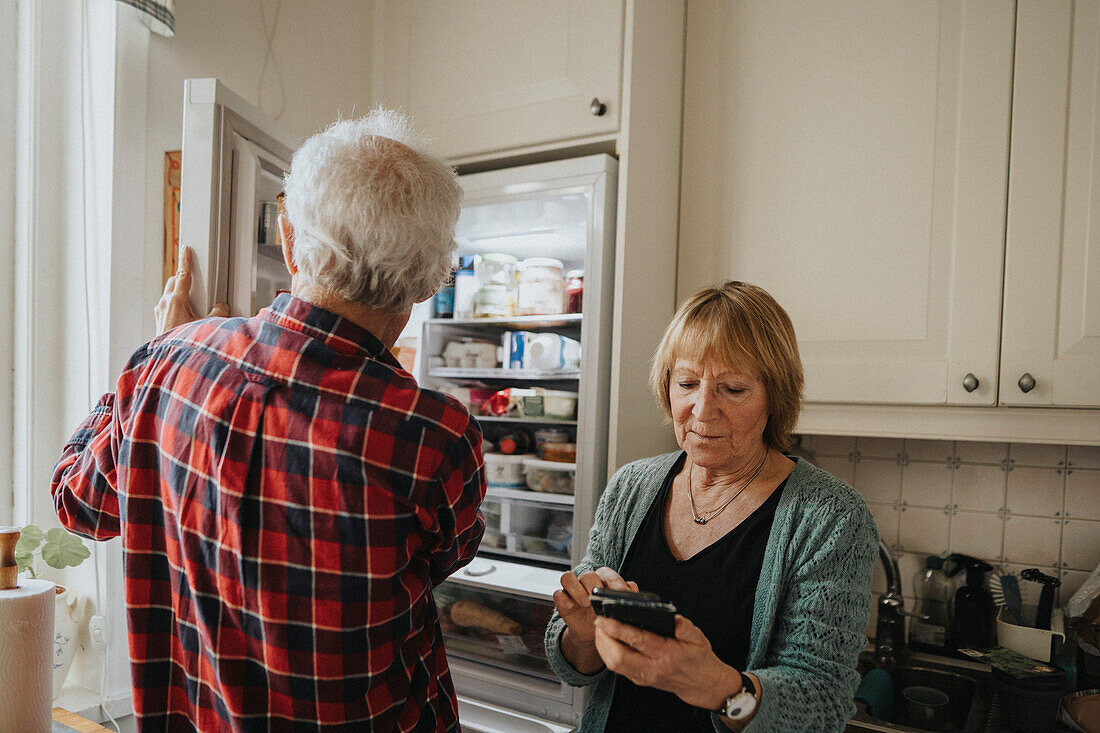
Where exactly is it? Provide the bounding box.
[1000,0,1100,407]
[678,0,1100,414]
[371,0,623,161]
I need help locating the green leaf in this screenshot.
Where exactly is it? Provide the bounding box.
[16,524,44,555]
[40,528,91,570]
[15,549,34,574]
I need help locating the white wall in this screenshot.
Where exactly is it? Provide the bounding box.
[139,0,375,337]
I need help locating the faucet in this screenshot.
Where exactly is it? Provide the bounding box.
[875,538,927,666]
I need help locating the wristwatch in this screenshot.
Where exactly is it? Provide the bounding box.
[718,672,757,721]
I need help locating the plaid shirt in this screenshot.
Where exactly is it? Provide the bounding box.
[51,294,485,732]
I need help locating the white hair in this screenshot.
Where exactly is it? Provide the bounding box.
[282,109,462,311]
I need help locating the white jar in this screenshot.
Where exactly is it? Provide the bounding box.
[517,258,565,315]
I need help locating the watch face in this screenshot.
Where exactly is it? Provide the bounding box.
[725,690,757,720]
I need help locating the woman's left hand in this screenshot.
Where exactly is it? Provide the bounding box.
[593,613,741,711]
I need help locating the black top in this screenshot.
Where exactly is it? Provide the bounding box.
[603,452,786,732]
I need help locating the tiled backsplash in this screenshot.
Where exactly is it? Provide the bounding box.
[793,435,1100,634]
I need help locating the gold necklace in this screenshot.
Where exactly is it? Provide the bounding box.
[688,447,769,525]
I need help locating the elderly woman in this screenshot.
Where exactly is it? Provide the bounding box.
[545,281,877,732]
[51,112,485,731]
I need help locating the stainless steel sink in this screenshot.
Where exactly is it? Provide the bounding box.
[849,651,991,733]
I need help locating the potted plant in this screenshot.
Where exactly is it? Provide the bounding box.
[15,524,92,699]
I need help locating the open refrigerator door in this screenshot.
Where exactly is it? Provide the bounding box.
[417,154,618,727]
[178,78,299,317]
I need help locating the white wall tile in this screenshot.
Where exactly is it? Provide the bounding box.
[1060,570,1091,607]
[810,435,856,457]
[1003,516,1062,567]
[953,465,1007,512]
[1065,469,1100,520]
[868,502,900,547]
[815,455,855,485]
[871,552,886,595]
[902,462,953,508]
[1009,443,1066,468]
[1061,519,1100,571]
[858,437,904,460]
[1005,467,1065,517]
[905,439,954,463]
[899,507,951,555]
[854,458,903,504]
[897,552,926,588]
[1068,445,1100,469]
[956,441,1009,465]
[950,511,1003,562]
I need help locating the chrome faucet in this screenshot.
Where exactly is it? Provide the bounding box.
[875,538,927,666]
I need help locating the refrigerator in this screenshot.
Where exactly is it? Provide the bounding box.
[179,78,617,731]
[415,155,617,729]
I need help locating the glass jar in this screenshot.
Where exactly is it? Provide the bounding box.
[517,258,565,315]
[565,270,584,314]
[474,283,515,318]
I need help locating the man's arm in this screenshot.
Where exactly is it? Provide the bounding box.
[428,416,487,585]
[51,394,123,541]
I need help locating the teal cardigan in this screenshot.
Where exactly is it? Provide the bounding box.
[544,453,877,732]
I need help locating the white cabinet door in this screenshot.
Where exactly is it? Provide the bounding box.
[1001,0,1100,407]
[678,1,1015,405]
[373,0,623,160]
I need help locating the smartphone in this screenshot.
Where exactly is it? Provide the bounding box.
[589,587,678,638]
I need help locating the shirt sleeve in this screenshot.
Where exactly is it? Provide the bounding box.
[739,502,878,733]
[428,415,487,586]
[50,393,123,541]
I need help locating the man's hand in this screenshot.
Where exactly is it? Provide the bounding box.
[155,247,229,335]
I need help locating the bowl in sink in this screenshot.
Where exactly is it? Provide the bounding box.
[850,652,989,732]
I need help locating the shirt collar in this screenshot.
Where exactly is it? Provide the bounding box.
[258,292,395,361]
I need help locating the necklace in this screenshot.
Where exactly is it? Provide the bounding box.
[688,446,769,525]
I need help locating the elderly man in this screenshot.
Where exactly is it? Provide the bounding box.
[51,111,485,732]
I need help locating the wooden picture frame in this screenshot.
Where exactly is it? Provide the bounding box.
[163,150,181,285]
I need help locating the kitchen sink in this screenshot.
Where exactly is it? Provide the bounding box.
[848,651,991,732]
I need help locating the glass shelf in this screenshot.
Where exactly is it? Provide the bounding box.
[486,486,575,506]
[475,415,577,427]
[428,313,582,328]
[430,367,580,380]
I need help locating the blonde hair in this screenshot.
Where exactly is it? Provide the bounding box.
[282,109,462,311]
[649,281,804,451]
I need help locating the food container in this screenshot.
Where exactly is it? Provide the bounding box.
[523,457,576,495]
[565,270,584,313]
[525,333,580,371]
[473,283,515,318]
[442,339,499,368]
[997,606,1065,662]
[533,428,571,457]
[481,499,504,548]
[540,442,576,463]
[483,452,526,489]
[517,258,565,315]
[474,253,518,317]
[516,389,578,420]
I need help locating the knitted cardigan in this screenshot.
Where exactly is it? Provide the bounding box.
[544,453,877,732]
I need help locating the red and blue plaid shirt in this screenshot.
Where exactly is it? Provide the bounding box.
[51,294,486,732]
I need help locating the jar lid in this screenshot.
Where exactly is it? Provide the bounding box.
[521,258,564,270]
[566,269,584,278]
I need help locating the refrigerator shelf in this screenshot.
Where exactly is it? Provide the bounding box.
[486,487,575,506]
[430,367,580,380]
[428,313,582,328]
[474,415,578,427]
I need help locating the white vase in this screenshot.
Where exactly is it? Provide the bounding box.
[52,586,90,700]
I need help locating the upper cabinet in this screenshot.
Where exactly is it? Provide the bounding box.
[679,0,1100,411]
[372,0,624,161]
[1001,0,1100,407]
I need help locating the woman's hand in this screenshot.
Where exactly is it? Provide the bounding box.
[155,247,229,335]
[553,567,638,674]
[593,613,742,712]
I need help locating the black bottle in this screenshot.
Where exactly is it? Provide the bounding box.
[947,554,995,650]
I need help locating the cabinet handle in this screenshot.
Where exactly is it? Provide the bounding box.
[962,373,979,393]
[590,97,607,116]
[1018,373,1036,393]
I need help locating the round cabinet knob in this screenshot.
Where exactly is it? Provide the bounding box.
[590,97,607,116]
[962,373,979,393]
[1018,373,1037,393]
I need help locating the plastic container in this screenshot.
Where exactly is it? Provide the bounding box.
[533,428,572,457]
[495,429,533,455]
[523,458,576,495]
[473,283,515,318]
[483,452,526,489]
[540,443,576,463]
[516,389,578,420]
[433,268,455,317]
[909,555,951,651]
[442,339,499,368]
[517,258,565,315]
[525,333,581,371]
[453,255,478,319]
[993,666,1067,733]
[996,606,1065,662]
